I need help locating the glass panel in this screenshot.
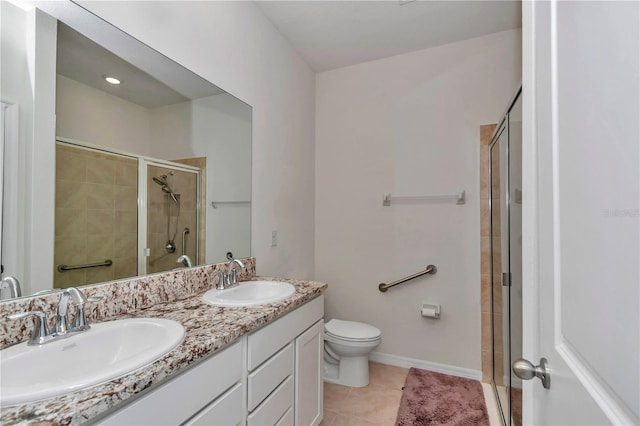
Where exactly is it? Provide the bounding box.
[147,164,198,274]
[54,142,138,288]
[490,126,510,425]
[508,94,523,426]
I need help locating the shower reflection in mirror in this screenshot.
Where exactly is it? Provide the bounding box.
[54,140,201,289]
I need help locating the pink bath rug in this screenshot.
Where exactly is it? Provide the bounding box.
[395,368,489,426]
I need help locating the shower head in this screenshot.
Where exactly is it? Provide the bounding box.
[162,185,179,204]
[153,174,179,205]
[162,186,179,204]
[153,175,167,186]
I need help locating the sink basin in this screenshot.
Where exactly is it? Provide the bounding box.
[202,280,296,307]
[0,317,185,406]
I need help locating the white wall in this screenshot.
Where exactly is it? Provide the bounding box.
[79,1,317,279]
[189,94,252,264]
[0,3,57,295]
[315,29,521,371]
[0,2,31,291]
[148,101,192,160]
[56,75,153,155]
[150,93,252,263]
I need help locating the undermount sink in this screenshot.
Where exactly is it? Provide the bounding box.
[0,317,185,406]
[202,280,296,307]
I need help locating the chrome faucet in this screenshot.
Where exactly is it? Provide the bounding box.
[64,287,94,332]
[6,287,102,345]
[0,276,22,300]
[216,258,245,290]
[55,290,72,334]
[176,254,193,268]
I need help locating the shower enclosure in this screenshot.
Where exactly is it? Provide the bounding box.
[489,87,522,426]
[145,163,199,274]
[54,139,200,288]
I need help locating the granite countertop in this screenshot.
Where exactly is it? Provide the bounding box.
[0,277,327,426]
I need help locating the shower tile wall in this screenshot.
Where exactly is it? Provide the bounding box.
[147,165,198,274]
[480,124,498,383]
[54,144,138,288]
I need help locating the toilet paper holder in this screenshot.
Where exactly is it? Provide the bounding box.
[421,304,441,319]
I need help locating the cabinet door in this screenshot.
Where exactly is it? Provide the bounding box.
[294,319,324,426]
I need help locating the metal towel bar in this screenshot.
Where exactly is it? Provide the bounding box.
[57,259,113,273]
[383,191,465,206]
[378,264,437,292]
[210,201,250,209]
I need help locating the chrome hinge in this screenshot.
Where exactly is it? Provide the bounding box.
[502,272,511,287]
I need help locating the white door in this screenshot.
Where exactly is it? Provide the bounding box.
[0,103,6,268]
[522,1,639,425]
[0,102,20,285]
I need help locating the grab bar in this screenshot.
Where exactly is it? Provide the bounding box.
[182,227,190,256]
[57,260,113,273]
[383,191,465,206]
[378,264,437,292]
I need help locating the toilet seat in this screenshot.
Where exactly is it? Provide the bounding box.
[325,319,381,342]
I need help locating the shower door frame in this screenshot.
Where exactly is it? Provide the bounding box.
[489,123,511,426]
[55,137,201,279]
[488,86,522,426]
[139,159,200,276]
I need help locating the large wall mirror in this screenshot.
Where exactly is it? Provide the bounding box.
[0,1,251,298]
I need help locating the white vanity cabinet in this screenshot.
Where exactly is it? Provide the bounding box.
[92,295,324,426]
[94,341,243,426]
[247,295,324,426]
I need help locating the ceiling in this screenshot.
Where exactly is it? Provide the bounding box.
[255,1,522,72]
[57,23,225,109]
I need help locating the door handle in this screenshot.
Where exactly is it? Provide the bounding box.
[512,357,551,389]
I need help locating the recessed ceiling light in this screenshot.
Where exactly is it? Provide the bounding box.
[104,76,121,85]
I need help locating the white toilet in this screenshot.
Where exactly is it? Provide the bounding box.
[323,319,382,387]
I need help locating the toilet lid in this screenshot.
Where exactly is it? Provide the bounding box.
[325,319,381,341]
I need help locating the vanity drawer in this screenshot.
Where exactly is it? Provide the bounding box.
[248,295,323,370]
[95,341,242,426]
[247,375,294,426]
[276,407,294,426]
[183,382,244,426]
[248,342,294,411]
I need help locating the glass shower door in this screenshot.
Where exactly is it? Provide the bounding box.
[508,93,523,426]
[145,162,199,274]
[490,125,510,425]
[490,88,523,426]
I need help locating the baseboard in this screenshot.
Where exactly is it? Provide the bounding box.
[369,351,483,381]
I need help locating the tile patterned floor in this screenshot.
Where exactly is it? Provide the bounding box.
[321,362,409,426]
[321,362,501,426]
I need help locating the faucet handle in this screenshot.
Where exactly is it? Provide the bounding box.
[216,271,226,290]
[226,258,244,288]
[71,293,103,331]
[7,311,50,345]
